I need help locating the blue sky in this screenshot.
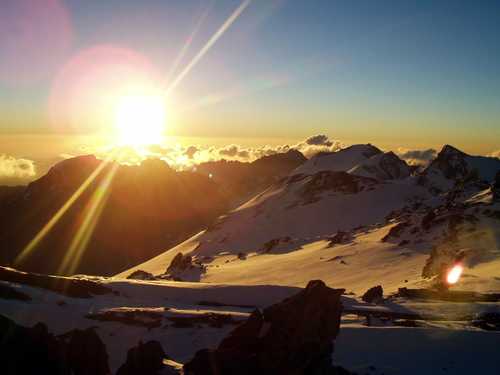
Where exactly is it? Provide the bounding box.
[1,0,499,153]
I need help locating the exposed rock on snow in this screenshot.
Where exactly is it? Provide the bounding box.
[183,280,345,375]
[166,312,239,328]
[349,151,410,180]
[260,236,291,253]
[0,266,112,298]
[294,144,382,176]
[296,171,376,206]
[381,222,410,242]
[126,270,155,280]
[163,253,205,282]
[86,307,165,329]
[327,231,352,247]
[423,145,500,191]
[361,285,384,304]
[0,315,110,375]
[0,282,31,301]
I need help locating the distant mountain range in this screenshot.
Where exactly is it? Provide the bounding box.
[120,144,500,294]
[0,151,305,276]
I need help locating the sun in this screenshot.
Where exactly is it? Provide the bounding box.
[114,93,167,146]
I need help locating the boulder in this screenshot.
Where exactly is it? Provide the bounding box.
[184,280,345,375]
[381,222,409,242]
[61,328,110,375]
[167,253,192,273]
[0,315,110,375]
[116,340,173,375]
[164,253,205,282]
[328,231,351,246]
[361,285,384,304]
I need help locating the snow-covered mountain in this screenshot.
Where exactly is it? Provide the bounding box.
[2,143,500,375]
[293,143,382,175]
[118,144,500,295]
[348,151,410,180]
[423,144,500,191]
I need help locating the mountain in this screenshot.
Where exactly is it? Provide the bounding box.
[2,144,500,375]
[119,144,500,295]
[195,149,306,204]
[422,145,500,191]
[348,151,410,180]
[0,155,230,276]
[0,151,306,276]
[293,144,382,175]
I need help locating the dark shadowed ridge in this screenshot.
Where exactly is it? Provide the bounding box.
[196,149,306,204]
[0,151,306,276]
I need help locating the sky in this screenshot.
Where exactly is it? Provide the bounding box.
[1,0,499,182]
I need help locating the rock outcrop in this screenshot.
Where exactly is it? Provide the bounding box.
[184,280,345,375]
[127,270,155,280]
[0,315,110,375]
[116,340,175,375]
[362,285,384,304]
[163,253,205,281]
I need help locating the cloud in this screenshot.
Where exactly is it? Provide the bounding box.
[185,146,199,159]
[397,148,437,165]
[218,144,248,158]
[95,135,342,171]
[292,135,342,158]
[0,155,36,179]
[304,134,333,146]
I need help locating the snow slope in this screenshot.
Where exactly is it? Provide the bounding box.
[118,144,500,296]
[293,143,382,175]
[2,275,499,374]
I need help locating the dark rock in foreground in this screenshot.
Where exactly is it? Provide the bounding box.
[116,340,172,375]
[0,315,110,375]
[184,280,345,375]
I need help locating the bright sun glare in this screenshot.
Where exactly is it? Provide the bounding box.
[115,94,167,146]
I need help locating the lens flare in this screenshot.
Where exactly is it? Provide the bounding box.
[446,264,463,285]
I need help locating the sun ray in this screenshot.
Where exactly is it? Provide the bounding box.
[14,160,111,265]
[165,3,212,84]
[58,162,119,275]
[165,0,252,95]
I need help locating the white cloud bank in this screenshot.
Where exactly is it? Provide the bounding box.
[0,154,36,178]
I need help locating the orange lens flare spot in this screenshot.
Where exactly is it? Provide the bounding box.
[446,264,463,285]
